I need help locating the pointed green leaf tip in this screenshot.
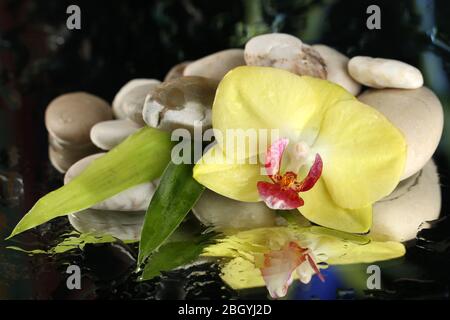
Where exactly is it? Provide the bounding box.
[138,162,205,266]
[7,127,174,239]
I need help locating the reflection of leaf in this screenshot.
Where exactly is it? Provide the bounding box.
[308,226,371,245]
[7,231,123,255]
[138,162,204,265]
[8,128,173,238]
[139,234,213,281]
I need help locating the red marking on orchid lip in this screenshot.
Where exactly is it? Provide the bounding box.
[258,139,323,210]
[257,181,304,210]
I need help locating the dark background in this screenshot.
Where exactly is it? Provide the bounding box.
[0,0,450,299]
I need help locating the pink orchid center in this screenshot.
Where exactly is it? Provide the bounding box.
[257,139,323,210]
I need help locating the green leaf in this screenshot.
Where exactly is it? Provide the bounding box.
[8,127,173,239]
[138,162,205,266]
[139,235,212,281]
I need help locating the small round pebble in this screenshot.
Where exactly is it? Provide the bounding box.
[45,92,112,144]
[183,49,245,81]
[164,61,191,82]
[112,79,161,124]
[90,119,141,150]
[48,143,99,173]
[348,56,424,89]
[142,76,218,134]
[312,44,361,95]
[245,33,327,79]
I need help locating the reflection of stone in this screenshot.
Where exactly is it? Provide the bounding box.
[371,160,441,242]
[68,209,145,241]
[0,170,24,207]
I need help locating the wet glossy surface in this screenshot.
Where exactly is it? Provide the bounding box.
[1,0,450,299]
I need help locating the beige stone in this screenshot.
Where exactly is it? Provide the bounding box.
[312,44,361,95]
[90,119,141,150]
[371,160,441,242]
[45,92,112,145]
[348,56,423,89]
[184,49,245,81]
[245,33,327,79]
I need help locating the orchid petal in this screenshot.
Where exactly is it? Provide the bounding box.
[296,153,323,192]
[300,179,372,233]
[193,144,262,202]
[257,181,304,210]
[315,99,406,209]
[212,66,354,160]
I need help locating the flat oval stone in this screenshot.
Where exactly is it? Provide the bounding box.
[312,44,361,95]
[348,56,424,89]
[164,61,191,82]
[245,33,327,79]
[371,160,441,242]
[65,153,158,211]
[183,49,245,81]
[68,209,145,241]
[192,190,277,230]
[112,79,161,124]
[45,92,112,145]
[48,143,99,173]
[49,132,94,151]
[358,87,443,180]
[90,119,141,150]
[142,76,218,134]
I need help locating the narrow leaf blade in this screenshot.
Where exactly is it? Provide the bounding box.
[9,127,173,238]
[138,162,204,265]
[139,237,210,281]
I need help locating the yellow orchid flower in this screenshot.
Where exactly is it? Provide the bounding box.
[193,66,406,233]
[202,225,405,298]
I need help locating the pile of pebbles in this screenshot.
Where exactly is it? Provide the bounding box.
[45,33,443,243]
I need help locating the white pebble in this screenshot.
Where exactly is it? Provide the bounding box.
[348,56,423,89]
[184,49,245,81]
[312,44,361,95]
[90,119,141,150]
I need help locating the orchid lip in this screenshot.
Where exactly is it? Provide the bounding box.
[259,241,325,298]
[258,138,323,210]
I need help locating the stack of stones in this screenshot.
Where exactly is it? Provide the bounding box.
[48,33,443,243]
[45,93,112,173]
